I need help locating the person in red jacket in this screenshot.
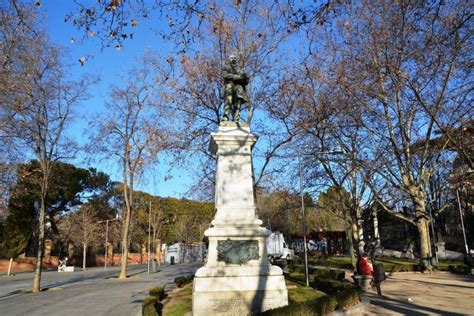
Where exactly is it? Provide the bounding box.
[357,253,373,276]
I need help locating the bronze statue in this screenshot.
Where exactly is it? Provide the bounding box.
[222,55,249,122]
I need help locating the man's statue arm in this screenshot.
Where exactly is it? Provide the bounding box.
[222,68,241,81]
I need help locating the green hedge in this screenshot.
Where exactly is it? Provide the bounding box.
[262,288,360,315]
[262,278,361,315]
[312,278,355,295]
[288,263,346,281]
[149,286,166,301]
[142,296,160,316]
[142,286,166,316]
[174,274,194,288]
[447,264,467,274]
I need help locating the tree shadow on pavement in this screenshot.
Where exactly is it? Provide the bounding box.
[367,294,466,316]
[393,277,474,290]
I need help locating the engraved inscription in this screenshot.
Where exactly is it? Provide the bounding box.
[208,296,279,314]
[210,298,246,313]
[217,239,259,265]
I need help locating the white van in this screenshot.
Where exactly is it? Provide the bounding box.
[266,231,295,262]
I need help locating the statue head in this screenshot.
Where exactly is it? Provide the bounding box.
[229,54,237,65]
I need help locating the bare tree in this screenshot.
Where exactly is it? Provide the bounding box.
[258,49,375,265]
[170,214,199,245]
[89,67,167,279]
[68,205,101,271]
[301,0,473,268]
[1,2,91,291]
[65,0,337,51]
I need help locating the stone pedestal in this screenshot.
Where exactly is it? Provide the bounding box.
[193,123,288,315]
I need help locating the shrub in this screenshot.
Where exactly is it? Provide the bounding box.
[263,279,361,315]
[312,278,355,295]
[174,274,194,288]
[447,264,466,274]
[310,268,345,281]
[288,264,345,281]
[334,288,360,310]
[143,285,166,316]
[263,290,360,316]
[149,286,166,301]
[314,295,338,315]
[261,300,320,316]
[288,261,304,273]
[142,296,159,316]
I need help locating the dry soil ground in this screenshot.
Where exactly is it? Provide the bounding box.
[360,272,474,315]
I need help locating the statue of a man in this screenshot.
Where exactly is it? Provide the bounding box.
[222,55,249,122]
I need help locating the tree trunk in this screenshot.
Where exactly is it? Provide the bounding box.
[356,205,365,254]
[119,199,131,279]
[32,189,47,293]
[413,195,432,269]
[416,218,432,268]
[373,210,381,249]
[82,243,87,271]
[68,242,74,258]
[7,258,14,276]
[351,221,363,256]
[346,225,356,271]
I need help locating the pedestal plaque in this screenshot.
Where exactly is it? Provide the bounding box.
[192,122,288,315]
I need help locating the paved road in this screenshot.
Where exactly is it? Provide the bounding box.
[361,272,474,315]
[0,263,201,316]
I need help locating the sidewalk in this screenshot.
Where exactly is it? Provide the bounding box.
[360,272,474,315]
[0,263,201,316]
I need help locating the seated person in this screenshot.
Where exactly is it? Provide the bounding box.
[357,253,373,276]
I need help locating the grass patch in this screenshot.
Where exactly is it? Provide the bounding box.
[162,283,193,316]
[281,272,360,314]
[262,271,361,315]
[300,256,429,272]
[286,279,325,304]
[158,273,358,315]
[435,259,465,272]
[303,256,465,273]
[288,263,346,280]
[308,257,354,270]
[285,272,311,286]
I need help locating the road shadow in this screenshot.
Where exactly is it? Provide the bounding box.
[393,277,474,290]
[367,294,466,315]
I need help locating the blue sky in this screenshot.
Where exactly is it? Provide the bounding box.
[42,1,193,198]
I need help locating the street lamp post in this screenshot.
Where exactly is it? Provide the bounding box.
[297,149,343,287]
[98,217,120,270]
[148,201,152,274]
[105,219,109,270]
[298,152,310,287]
